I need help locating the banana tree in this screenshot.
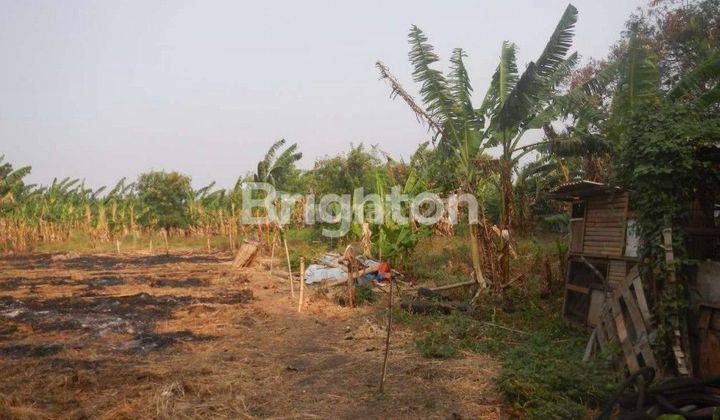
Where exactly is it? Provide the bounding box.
[479,4,579,228]
[377,38,490,285]
[377,4,580,286]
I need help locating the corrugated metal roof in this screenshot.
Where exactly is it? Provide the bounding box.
[547,180,624,200]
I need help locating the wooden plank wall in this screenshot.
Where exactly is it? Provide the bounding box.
[583,193,628,256]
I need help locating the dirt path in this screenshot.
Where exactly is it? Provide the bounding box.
[0,251,504,419]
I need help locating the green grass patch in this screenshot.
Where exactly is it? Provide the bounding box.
[395,295,620,419]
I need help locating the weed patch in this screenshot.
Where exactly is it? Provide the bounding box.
[400,296,620,418]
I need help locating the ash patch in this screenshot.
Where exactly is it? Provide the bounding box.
[83,277,125,289]
[0,343,61,358]
[0,276,72,291]
[0,290,252,337]
[62,254,226,270]
[121,331,216,355]
[0,278,21,291]
[150,278,208,288]
[0,293,194,334]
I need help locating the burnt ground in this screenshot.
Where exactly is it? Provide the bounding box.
[0,251,504,419]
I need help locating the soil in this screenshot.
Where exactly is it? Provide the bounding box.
[0,250,505,419]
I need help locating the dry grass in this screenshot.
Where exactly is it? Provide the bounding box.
[0,250,508,419]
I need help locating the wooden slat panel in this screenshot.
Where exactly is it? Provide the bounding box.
[583,193,628,257]
[608,260,627,285]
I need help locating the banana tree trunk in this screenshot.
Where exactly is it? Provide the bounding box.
[500,160,514,229]
[468,224,487,290]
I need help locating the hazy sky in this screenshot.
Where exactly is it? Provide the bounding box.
[1,0,644,189]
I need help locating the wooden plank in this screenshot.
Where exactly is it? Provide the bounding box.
[583,240,624,246]
[587,289,606,327]
[584,230,625,235]
[584,222,626,228]
[663,228,692,376]
[609,295,640,373]
[584,243,623,250]
[619,286,648,333]
[568,252,638,262]
[583,248,623,257]
[584,225,625,231]
[566,283,590,294]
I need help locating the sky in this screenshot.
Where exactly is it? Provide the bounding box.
[0,0,645,189]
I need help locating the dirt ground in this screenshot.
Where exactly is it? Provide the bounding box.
[0,251,505,419]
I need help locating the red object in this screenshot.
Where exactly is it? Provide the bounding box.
[378,262,392,280]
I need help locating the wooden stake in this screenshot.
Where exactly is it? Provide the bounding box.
[342,245,357,307]
[270,231,277,275]
[115,238,121,254]
[149,238,153,254]
[380,273,393,393]
[662,228,692,376]
[162,229,169,255]
[283,231,295,298]
[206,236,211,252]
[298,256,305,313]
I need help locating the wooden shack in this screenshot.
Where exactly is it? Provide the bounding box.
[550,180,720,376]
[548,181,639,328]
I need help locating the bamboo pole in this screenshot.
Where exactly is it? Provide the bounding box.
[283,230,295,298]
[270,231,277,275]
[380,270,393,393]
[298,256,305,313]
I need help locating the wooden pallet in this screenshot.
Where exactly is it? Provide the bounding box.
[584,267,657,373]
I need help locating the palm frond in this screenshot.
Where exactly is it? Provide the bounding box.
[496,5,578,132]
[534,4,578,79]
[449,48,482,129]
[408,26,456,131]
[264,139,286,164]
[479,42,519,119]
